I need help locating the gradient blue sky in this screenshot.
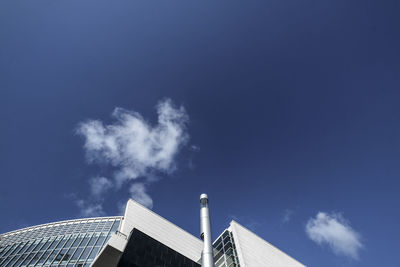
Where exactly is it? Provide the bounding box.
[1,1,399,266]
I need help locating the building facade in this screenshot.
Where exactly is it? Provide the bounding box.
[0,199,305,267]
[214,221,305,267]
[0,217,121,267]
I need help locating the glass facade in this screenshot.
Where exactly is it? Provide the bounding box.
[213,230,240,267]
[0,217,122,267]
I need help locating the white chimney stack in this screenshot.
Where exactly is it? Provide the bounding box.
[200,193,215,267]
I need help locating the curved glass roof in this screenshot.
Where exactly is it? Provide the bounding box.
[0,216,122,267]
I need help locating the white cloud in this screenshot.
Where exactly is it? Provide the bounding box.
[306,212,363,260]
[77,99,188,186]
[129,183,153,209]
[89,177,113,198]
[75,99,188,214]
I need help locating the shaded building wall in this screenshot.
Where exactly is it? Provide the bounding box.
[117,229,200,267]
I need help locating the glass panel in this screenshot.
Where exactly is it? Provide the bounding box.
[56,236,69,249]
[79,235,91,247]
[9,243,21,255]
[21,252,35,266]
[25,242,37,253]
[63,246,77,263]
[14,254,28,267]
[87,234,98,246]
[87,247,100,260]
[70,247,83,262]
[214,250,224,261]
[47,239,59,250]
[39,239,51,252]
[53,248,68,263]
[29,251,44,266]
[69,235,81,248]
[19,242,34,255]
[94,235,106,247]
[215,256,225,266]
[32,239,46,252]
[224,242,232,251]
[11,242,26,255]
[222,231,229,240]
[225,248,233,257]
[59,248,72,263]
[110,221,119,233]
[36,251,50,265]
[88,223,98,230]
[2,255,16,266]
[79,247,92,261]
[46,249,60,263]
[103,235,112,246]
[226,255,234,265]
[0,244,14,258]
[0,245,10,257]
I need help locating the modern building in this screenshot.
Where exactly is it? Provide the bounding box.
[0,199,305,267]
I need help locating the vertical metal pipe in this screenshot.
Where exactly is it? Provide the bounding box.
[200,193,215,267]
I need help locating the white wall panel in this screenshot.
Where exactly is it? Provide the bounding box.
[230,221,306,267]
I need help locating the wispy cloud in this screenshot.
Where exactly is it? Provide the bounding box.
[282,209,294,224]
[74,99,189,214]
[75,200,105,217]
[89,176,113,198]
[129,183,153,209]
[306,212,363,260]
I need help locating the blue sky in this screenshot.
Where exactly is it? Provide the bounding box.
[0,0,399,266]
